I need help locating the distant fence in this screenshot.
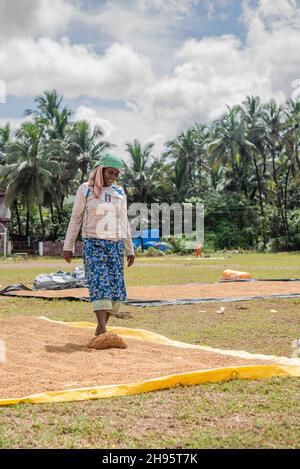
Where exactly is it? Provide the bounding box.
[9,237,83,256]
[41,241,83,257]
[11,235,38,254]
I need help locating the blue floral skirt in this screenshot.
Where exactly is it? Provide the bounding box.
[82,238,126,313]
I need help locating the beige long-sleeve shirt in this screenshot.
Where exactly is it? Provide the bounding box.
[63,182,134,255]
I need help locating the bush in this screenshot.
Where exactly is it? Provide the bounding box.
[166,236,194,254]
[256,241,265,253]
[146,247,158,257]
[186,193,260,250]
[203,232,217,252]
[266,234,300,252]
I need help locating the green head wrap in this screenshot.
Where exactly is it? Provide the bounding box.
[93,153,124,171]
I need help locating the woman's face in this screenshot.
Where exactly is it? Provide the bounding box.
[103,167,120,186]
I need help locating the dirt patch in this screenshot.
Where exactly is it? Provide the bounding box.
[3,281,300,301]
[0,317,275,400]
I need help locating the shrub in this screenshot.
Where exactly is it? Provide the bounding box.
[166,236,193,254]
[146,247,158,257]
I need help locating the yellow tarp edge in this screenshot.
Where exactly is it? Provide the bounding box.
[0,365,297,407]
[40,317,300,367]
[0,317,299,407]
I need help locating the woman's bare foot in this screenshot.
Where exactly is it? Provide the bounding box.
[94,310,109,336]
[95,325,106,336]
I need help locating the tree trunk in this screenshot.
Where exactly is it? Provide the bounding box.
[283,166,291,238]
[56,204,62,223]
[295,143,300,172]
[271,147,285,239]
[253,154,267,246]
[14,201,22,236]
[230,152,238,191]
[80,169,85,184]
[39,204,45,240]
[50,203,54,223]
[26,209,30,238]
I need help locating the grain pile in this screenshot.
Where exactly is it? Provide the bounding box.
[0,317,276,400]
[87,332,127,350]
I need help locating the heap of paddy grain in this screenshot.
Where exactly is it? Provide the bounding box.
[87,332,128,350]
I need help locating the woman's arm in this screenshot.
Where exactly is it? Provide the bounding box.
[63,184,86,259]
[124,218,135,255]
[121,193,135,266]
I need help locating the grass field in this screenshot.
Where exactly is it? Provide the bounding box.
[0,253,299,448]
[2,251,300,286]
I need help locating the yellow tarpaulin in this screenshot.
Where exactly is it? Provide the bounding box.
[0,317,299,407]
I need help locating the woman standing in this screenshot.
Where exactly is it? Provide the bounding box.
[63,153,135,336]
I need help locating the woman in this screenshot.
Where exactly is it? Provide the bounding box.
[63,153,135,336]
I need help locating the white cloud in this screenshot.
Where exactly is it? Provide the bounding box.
[74,0,203,71]
[74,105,115,138]
[291,79,300,100]
[204,0,234,20]
[0,79,6,103]
[0,37,154,100]
[137,0,198,16]
[34,0,78,36]
[0,0,77,38]
[1,0,300,155]
[0,115,33,133]
[73,104,169,159]
[242,0,300,31]
[139,0,300,128]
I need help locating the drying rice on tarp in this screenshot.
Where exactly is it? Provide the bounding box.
[2,280,300,302]
[0,316,277,400]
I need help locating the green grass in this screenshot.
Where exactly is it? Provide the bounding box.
[0,297,299,356]
[0,253,300,448]
[1,252,300,287]
[0,379,299,449]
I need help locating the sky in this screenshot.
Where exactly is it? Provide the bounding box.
[0,0,300,157]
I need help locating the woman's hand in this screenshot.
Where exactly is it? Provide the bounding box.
[63,250,73,263]
[127,255,135,267]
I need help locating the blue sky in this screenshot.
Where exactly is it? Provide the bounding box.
[0,0,300,156]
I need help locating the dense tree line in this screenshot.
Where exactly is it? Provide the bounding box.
[1,90,300,251]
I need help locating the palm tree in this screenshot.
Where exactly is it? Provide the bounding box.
[67,121,111,184]
[208,106,256,196]
[0,122,61,238]
[166,129,196,200]
[124,139,157,203]
[165,127,212,202]
[241,96,269,245]
[0,123,10,165]
[285,99,300,173]
[193,124,212,187]
[0,123,24,235]
[25,90,75,218]
[26,89,66,125]
[148,157,177,203]
[262,100,289,238]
